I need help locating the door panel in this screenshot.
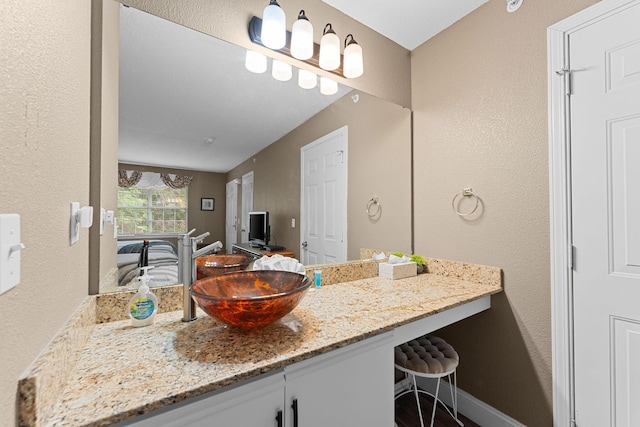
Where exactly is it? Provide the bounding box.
[570,3,640,425]
[225,181,238,254]
[300,127,347,265]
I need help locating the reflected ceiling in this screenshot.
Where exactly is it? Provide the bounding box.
[118,6,350,173]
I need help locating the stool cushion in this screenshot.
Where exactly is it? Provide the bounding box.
[394,335,459,375]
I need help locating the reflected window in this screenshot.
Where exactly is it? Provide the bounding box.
[117,187,187,235]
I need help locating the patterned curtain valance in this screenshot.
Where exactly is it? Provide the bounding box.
[118,170,193,189]
[161,173,193,189]
[118,170,142,188]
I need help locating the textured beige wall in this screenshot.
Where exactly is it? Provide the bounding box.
[117,0,411,108]
[229,91,412,260]
[0,1,91,424]
[411,0,597,425]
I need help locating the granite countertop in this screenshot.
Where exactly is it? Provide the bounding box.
[19,257,502,427]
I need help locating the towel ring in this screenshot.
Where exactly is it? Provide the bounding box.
[452,188,479,217]
[366,196,382,218]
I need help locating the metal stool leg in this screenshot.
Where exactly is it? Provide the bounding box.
[429,377,441,427]
[411,374,425,427]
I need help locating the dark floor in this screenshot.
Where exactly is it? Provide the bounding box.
[395,391,480,427]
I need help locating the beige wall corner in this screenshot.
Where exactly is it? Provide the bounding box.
[411,0,597,425]
[0,1,92,424]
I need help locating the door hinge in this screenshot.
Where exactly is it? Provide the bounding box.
[569,245,576,270]
[570,418,577,427]
[556,68,573,95]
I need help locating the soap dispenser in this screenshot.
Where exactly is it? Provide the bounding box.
[129,266,158,327]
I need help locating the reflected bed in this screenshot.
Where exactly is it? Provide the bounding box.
[117,240,179,288]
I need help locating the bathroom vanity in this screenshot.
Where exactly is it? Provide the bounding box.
[18,259,502,426]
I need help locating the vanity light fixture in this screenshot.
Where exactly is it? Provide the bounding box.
[272,59,293,81]
[245,49,267,73]
[248,13,364,80]
[261,0,286,49]
[290,10,313,60]
[298,69,317,89]
[343,34,363,78]
[320,76,338,95]
[319,24,340,71]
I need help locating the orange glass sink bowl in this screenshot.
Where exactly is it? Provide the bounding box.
[190,270,312,328]
[195,253,254,280]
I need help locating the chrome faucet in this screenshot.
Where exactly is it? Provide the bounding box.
[178,229,223,322]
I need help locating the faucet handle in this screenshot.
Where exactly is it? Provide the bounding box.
[193,231,210,244]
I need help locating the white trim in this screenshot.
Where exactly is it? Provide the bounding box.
[415,378,525,427]
[547,1,640,425]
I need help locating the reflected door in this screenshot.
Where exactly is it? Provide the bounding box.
[241,172,254,243]
[225,180,238,254]
[570,4,640,425]
[300,126,347,265]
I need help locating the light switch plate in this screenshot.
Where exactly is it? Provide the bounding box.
[0,214,22,295]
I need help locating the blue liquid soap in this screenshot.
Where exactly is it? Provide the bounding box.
[314,270,322,288]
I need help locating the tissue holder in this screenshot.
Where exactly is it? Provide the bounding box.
[378,261,417,280]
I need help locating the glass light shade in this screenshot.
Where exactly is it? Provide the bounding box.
[291,11,314,60]
[272,59,292,81]
[245,50,267,73]
[298,69,317,89]
[261,0,286,50]
[343,37,363,78]
[319,24,340,71]
[320,77,338,95]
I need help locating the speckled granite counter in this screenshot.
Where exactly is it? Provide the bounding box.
[19,261,502,426]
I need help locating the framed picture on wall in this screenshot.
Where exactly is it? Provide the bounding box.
[201,198,215,211]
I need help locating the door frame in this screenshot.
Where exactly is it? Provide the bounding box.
[548,0,639,424]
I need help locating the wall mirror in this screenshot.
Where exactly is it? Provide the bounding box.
[98,3,413,294]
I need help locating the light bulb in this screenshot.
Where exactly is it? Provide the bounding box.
[298,69,317,89]
[319,24,340,71]
[291,10,314,60]
[320,77,338,95]
[343,34,363,78]
[272,59,292,81]
[245,50,267,73]
[261,0,286,50]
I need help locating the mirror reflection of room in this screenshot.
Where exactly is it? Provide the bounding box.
[106,4,413,294]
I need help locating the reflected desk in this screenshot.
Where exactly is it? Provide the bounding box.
[232,242,295,259]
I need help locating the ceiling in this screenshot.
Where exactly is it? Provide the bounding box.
[322,0,488,51]
[119,1,488,173]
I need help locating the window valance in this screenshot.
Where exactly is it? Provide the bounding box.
[118,170,193,190]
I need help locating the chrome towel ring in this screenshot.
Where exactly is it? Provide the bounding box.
[452,188,479,217]
[366,196,382,218]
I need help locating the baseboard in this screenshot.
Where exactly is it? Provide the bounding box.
[414,377,526,427]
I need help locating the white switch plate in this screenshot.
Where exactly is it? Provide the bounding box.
[291,218,296,228]
[0,214,22,295]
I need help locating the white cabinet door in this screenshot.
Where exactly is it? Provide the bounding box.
[283,333,394,427]
[121,371,285,427]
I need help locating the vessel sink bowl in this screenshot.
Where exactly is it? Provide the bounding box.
[190,270,312,328]
[195,254,253,280]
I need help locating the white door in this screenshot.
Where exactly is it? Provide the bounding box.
[225,180,238,254]
[240,172,254,243]
[570,3,640,425]
[300,126,347,265]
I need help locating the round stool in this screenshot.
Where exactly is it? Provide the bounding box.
[394,335,463,427]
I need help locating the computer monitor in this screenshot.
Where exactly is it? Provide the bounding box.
[248,211,270,247]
